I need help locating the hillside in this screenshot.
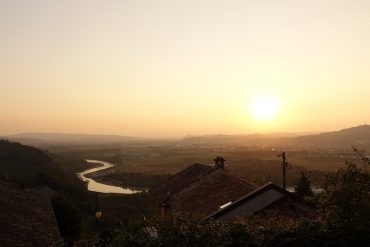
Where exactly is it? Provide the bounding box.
[0,139,86,193]
[4,132,146,145]
[182,125,370,148]
[4,125,370,150]
[182,133,304,146]
[290,125,370,148]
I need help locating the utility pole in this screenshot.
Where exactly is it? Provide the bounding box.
[278,152,288,191]
[95,192,98,214]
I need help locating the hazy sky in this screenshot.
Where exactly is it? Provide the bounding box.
[1,0,370,137]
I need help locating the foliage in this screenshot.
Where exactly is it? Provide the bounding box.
[87,215,327,247]
[295,172,313,197]
[94,192,157,227]
[52,193,83,244]
[319,164,370,241]
[85,164,370,247]
[97,172,170,188]
[352,146,370,165]
[0,140,91,242]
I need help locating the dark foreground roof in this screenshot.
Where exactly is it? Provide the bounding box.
[0,181,62,247]
[150,164,257,217]
[204,183,311,220]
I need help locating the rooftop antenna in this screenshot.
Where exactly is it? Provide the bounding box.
[277,152,288,191]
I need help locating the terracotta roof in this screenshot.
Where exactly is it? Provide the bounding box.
[149,164,257,217]
[204,183,311,220]
[149,163,214,202]
[0,180,62,247]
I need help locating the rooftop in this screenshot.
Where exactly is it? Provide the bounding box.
[150,163,257,217]
[204,182,312,220]
[0,180,62,247]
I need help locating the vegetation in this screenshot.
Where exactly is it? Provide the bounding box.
[319,164,370,233]
[295,172,313,197]
[94,192,157,226]
[0,139,86,196]
[84,164,370,247]
[92,171,170,188]
[0,139,88,242]
[3,138,370,246]
[0,139,158,243]
[52,193,83,244]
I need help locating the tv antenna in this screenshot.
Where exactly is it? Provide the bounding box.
[277,152,288,191]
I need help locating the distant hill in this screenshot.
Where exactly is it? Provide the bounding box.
[4,132,143,145]
[182,132,315,146]
[4,125,370,148]
[289,125,370,148]
[182,125,370,148]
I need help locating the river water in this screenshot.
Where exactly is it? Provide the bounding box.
[77,159,142,194]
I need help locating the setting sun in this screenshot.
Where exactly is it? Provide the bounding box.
[251,95,279,120]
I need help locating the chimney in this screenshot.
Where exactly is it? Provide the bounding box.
[214,156,225,169]
[214,156,220,168]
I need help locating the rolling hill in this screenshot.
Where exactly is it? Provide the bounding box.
[4,132,142,145]
[4,125,370,149]
[182,125,370,148]
[290,125,370,148]
[0,139,86,193]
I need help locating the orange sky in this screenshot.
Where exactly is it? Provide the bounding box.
[1,0,370,137]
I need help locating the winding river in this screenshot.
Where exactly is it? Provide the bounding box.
[77,159,142,194]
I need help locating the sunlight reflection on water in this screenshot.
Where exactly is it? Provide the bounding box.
[77,159,143,194]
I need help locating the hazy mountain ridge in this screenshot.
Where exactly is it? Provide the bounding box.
[4,132,143,145]
[291,125,370,148]
[4,125,370,148]
[182,125,370,148]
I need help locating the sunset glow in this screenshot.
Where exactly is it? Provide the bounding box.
[1,0,370,137]
[251,96,279,120]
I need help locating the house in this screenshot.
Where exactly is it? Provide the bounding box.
[0,180,62,247]
[150,157,311,220]
[149,158,257,218]
[203,182,312,221]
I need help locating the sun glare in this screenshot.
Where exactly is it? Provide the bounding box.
[251,95,279,120]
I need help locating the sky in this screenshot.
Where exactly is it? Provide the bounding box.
[1,0,370,138]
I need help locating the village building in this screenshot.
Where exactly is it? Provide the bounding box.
[150,157,311,220]
[204,182,311,221]
[0,180,62,247]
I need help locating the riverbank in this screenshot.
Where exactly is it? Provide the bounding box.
[86,170,148,191]
[87,168,170,189]
[78,160,143,194]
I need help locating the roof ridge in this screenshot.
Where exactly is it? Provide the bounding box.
[149,163,215,197]
[221,168,258,188]
[167,165,219,198]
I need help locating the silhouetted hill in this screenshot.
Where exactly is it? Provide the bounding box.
[5,132,144,145]
[182,132,316,146]
[0,139,90,242]
[0,139,85,193]
[290,125,370,148]
[182,125,370,148]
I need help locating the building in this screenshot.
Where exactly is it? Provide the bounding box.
[204,182,312,221]
[0,180,62,247]
[150,158,311,220]
[149,158,257,218]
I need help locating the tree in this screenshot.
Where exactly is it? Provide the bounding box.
[52,193,82,245]
[319,164,370,245]
[295,172,313,197]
